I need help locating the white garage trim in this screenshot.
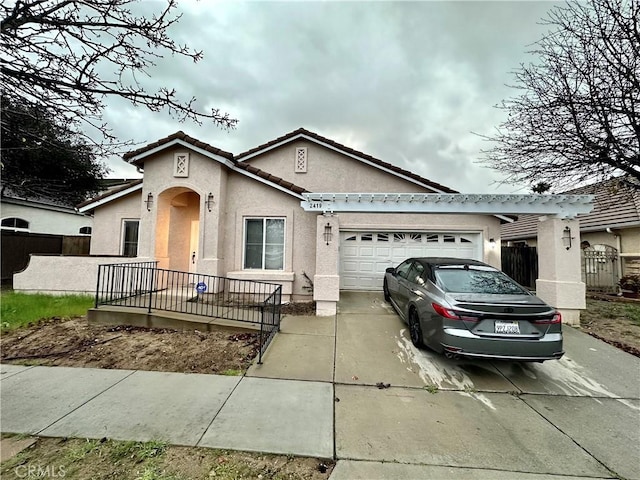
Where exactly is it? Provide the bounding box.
[340,230,482,291]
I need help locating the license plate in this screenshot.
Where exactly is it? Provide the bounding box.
[495,320,520,334]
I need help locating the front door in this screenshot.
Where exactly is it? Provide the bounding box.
[189,219,199,273]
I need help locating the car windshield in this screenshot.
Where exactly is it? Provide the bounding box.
[434,267,527,295]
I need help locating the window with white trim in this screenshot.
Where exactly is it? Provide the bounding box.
[244,218,285,270]
[79,226,92,235]
[122,219,140,257]
[1,217,29,231]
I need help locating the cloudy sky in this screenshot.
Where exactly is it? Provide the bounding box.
[103,1,560,194]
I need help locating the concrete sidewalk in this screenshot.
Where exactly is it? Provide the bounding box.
[0,364,333,459]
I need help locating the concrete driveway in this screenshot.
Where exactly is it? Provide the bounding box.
[247,290,639,478]
[329,291,640,479]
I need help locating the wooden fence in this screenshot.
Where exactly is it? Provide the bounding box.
[1,231,90,281]
[501,246,538,289]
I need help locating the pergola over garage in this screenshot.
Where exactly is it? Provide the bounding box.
[302,192,594,324]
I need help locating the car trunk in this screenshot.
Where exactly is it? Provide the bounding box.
[445,293,558,338]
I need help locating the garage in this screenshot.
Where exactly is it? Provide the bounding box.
[339,231,482,290]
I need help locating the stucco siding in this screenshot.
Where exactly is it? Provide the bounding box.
[1,202,92,235]
[620,227,640,253]
[14,255,138,294]
[242,140,435,194]
[224,171,316,299]
[90,192,142,255]
[138,147,226,273]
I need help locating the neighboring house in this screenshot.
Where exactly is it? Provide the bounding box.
[502,178,640,289]
[16,128,594,321]
[0,189,93,235]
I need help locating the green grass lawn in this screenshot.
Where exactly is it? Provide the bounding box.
[1,292,94,331]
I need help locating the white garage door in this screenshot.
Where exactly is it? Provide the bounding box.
[340,231,482,290]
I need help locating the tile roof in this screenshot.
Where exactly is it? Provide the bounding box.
[235,127,459,194]
[123,131,234,163]
[1,186,78,211]
[501,177,640,240]
[76,179,143,209]
[234,162,308,195]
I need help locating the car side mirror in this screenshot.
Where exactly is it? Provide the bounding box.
[385,267,396,275]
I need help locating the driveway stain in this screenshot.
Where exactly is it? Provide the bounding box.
[395,329,496,410]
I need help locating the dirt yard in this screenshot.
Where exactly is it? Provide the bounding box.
[0,436,334,480]
[580,296,640,357]
[0,317,259,374]
[0,302,315,374]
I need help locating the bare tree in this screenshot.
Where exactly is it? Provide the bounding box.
[481,0,639,191]
[1,0,237,153]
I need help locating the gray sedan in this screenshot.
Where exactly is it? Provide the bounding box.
[383,257,564,362]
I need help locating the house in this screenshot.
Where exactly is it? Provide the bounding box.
[14,128,594,322]
[1,188,93,236]
[501,178,640,288]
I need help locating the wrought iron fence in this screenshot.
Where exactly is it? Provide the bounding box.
[582,245,619,294]
[95,262,282,362]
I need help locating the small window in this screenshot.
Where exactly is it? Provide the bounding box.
[122,220,140,257]
[377,233,389,242]
[361,233,373,242]
[460,236,472,243]
[426,234,439,243]
[345,235,357,241]
[1,217,29,230]
[244,218,285,270]
[79,226,92,235]
[443,235,456,243]
[410,233,422,243]
[393,233,406,242]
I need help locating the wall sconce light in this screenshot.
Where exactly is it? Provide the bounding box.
[562,226,573,250]
[145,192,153,211]
[489,238,496,250]
[205,192,214,212]
[323,223,333,245]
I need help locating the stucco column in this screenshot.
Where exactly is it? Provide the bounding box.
[536,216,585,326]
[314,215,340,316]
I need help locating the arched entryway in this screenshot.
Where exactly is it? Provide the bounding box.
[155,188,201,272]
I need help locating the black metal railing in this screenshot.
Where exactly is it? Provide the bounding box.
[95,262,282,362]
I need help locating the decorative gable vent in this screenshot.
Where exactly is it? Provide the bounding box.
[173,152,189,177]
[295,147,307,173]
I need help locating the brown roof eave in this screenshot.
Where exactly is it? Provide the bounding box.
[234,161,309,196]
[123,131,234,165]
[76,179,143,209]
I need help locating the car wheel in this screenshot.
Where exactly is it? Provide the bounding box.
[383,279,390,302]
[409,308,424,348]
